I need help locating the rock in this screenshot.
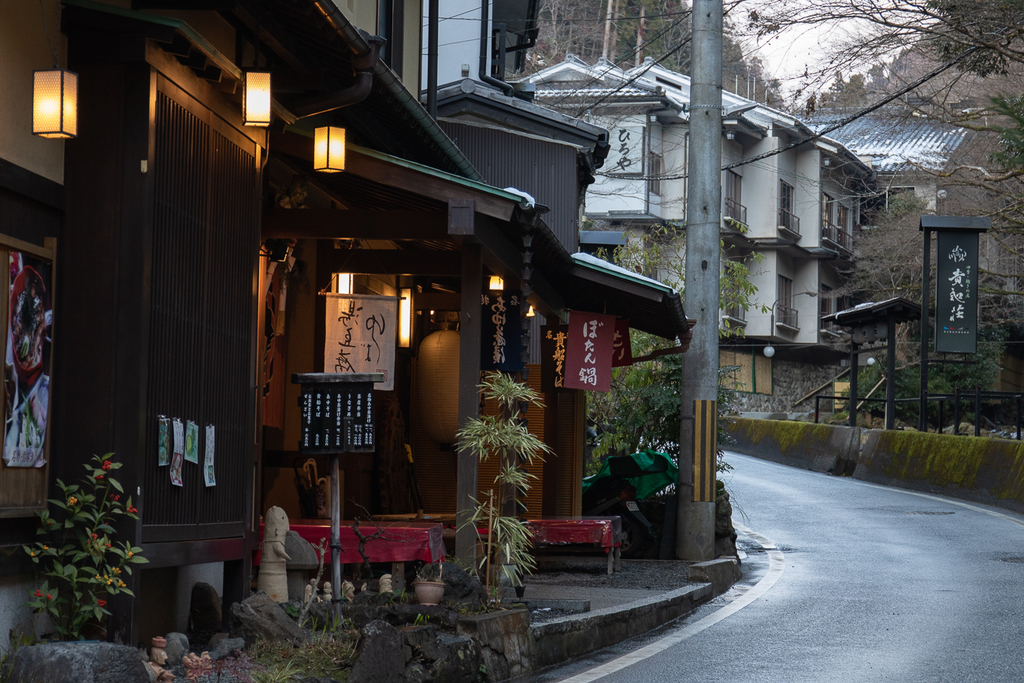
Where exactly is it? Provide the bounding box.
[229,591,308,648]
[164,632,189,667]
[341,604,391,630]
[391,604,459,628]
[189,581,223,634]
[207,636,245,661]
[347,620,406,683]
[436,562,487,609]
[432,633,481,683]
[207,632,230,650]
[285,531,320,600]
[9,641,152,683]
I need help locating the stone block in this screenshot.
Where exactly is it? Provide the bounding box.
[687,558,741,595]
[9,641,152,683]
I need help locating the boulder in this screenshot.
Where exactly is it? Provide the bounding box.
[207,636,245,661]
[347,620,406,683]
[285,531,320,601]
[188,582,223,634]
[164,632,189,667]
[436,562,487,609]
[229,591,308,647]
[9,641,151,683]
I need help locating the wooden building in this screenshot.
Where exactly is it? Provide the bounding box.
[0,0,689,648]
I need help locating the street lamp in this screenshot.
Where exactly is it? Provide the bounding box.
[763,290,818,358]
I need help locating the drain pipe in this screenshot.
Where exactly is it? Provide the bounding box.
[479,0,514,96]
[290,29,384,118]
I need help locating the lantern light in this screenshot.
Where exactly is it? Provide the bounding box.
[526,305,535,317]
[242,69,273,127]
[33,69,78,139]
[399,288,412,348]
[314,126,346,173]
[488,276,504,291]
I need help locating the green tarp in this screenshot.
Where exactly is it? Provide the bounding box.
[582,449,678,500]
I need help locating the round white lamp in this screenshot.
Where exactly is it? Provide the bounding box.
[867,357,876,366]
[763,346,775,358]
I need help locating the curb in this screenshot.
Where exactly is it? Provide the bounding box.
[528,558,740,670]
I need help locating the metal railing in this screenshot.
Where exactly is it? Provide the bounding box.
[778,208,800,235]
[722,303,746,323]
[821,221,853,252]
[724,198,747,226]
[775,303,798,328]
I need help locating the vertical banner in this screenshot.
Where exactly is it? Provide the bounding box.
[693,399,717,503]
[611,319,633,367]
[324,294,397,390]
[563,311,616,392]
[3,251,53,468]
[480,290,524,372]
[935,230,979,353]
[540,324,569,392]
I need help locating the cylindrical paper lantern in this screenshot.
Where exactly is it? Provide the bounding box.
[417,330,461,443]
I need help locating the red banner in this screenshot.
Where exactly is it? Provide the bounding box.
[564,311,616,392]
[611,319,632,367]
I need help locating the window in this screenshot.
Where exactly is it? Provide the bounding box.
[724,171,746,225]
[776,275,797,327]
[820,284,833,316]
[822,193,835,227]
[647,150,663,196]
[837,204,850,230]
[779,181,799,233]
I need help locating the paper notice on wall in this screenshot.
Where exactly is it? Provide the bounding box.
[323,294,397,391]
[204,424,216,487]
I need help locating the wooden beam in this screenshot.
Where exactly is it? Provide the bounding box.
[319,249,461,276]
[456,244,483,566]
[264,209,448,240]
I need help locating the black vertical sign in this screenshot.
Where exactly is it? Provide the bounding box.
[481,289,524,371]
[935,230,979,353]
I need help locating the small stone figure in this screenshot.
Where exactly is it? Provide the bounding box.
[149,637,175,682]
[360,582,368,594]
[341,580,355,601]
[304,578,317,604]
[257,506,291,603]
[378,574,393,594]
[321,581,332,603]
[182,651,213,681]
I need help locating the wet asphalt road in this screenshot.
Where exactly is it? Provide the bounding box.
[526,452,1024,683]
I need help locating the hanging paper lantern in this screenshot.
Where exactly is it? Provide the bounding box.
[417,330,461,443]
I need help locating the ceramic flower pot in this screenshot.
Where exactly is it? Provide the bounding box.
[413,580,445,606]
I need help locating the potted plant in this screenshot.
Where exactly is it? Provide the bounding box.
[412,563,445,606]
[457,372,551,600]
[23,453,147,640]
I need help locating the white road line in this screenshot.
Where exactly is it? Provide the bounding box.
[555,523,785,683]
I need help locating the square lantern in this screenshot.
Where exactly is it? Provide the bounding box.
[314,126,345,173]
[33,69,78,139]
[242,69,272,127]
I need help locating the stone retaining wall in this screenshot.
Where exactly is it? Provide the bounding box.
[726,417,1024,512]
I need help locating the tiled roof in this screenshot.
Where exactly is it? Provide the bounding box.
[807,112,969,173]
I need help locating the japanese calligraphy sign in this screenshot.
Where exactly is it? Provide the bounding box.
[611,125,643,176]
[935,230,979,353]
[293,373,379,454]
[480,290,524,372]
[541,324,569,392]
[324,294,396,390]
[564,311,616,392]
[611,319,633,367]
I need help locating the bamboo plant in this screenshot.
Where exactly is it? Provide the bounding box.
[456,371,551,598]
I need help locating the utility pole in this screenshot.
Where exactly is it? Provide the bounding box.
[677,0,722,561]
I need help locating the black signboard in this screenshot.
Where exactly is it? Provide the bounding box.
[935,230,979,354]
[481,289,524,372]
[292,373,382,453]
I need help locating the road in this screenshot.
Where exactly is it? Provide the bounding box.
[527,452,1024,683]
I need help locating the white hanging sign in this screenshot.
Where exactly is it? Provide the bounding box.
[324,294,397,391]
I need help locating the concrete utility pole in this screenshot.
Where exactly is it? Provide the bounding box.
[677,0,722,561]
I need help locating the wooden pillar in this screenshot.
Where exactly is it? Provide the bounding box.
[456,243,482,566]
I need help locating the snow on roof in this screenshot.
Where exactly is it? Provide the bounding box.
[807,112,969,173]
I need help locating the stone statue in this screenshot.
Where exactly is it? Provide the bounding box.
[378,574,393,594]
[304,578,317,604]
[257,506,291,602]
[149,637,175,682]
[321,581,332,603]
[341,580,355,601]
[182,651,213,680]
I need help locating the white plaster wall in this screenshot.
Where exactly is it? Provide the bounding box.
[745,250,778,338]
[795,148,822,248]
[743,135,779,239]
[0,574,47,653]
[659,125,687,220]
[792,259,821,344]
[176,563,224,633]
[0,0,66,184]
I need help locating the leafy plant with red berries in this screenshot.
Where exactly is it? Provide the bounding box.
[23,453,147,640]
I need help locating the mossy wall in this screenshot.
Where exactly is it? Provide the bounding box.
[726,417,1024,513]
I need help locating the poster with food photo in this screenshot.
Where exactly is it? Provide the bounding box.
[3,252,52,468]
[185,420,199,463]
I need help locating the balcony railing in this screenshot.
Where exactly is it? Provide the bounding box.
[778,208,801,236]
[722,304,747,326]
[775,303,798,329]
[724,198,748,227]
[821,222,853,253]
[820,319,843,337]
